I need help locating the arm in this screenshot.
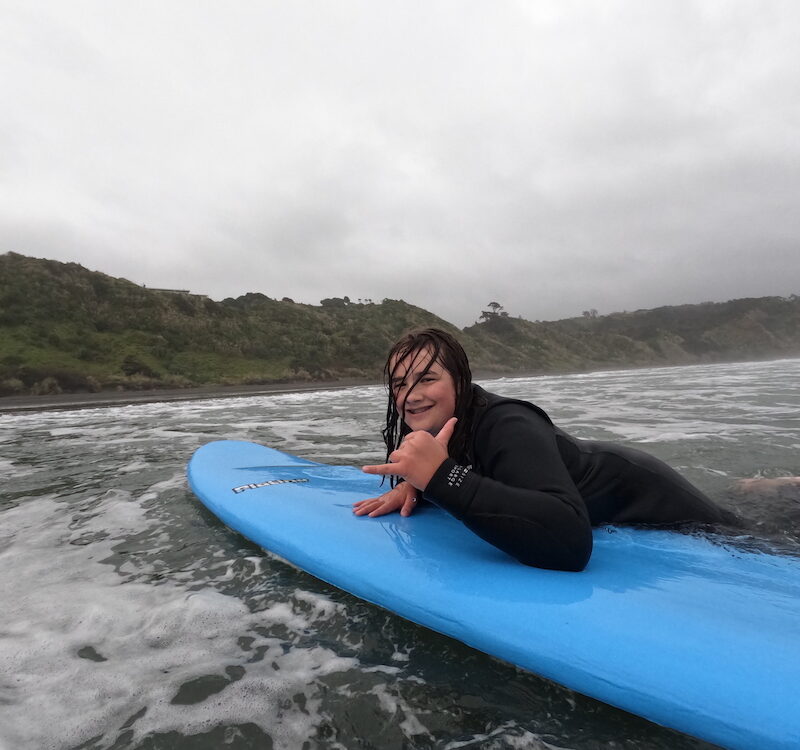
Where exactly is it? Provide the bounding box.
[424,404,592,571]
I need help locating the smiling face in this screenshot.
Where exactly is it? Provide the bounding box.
[390,346,457,435]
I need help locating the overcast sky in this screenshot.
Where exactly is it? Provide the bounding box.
[2,1,799,326]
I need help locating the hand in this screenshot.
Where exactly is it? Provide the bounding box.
[361,417,457,491]
[352,481,420,517]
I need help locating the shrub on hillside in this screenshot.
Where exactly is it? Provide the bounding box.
[32,377,62,395]
[0,378,25,396]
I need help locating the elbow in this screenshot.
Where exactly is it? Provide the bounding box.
[467,515,593,572]
[560,517,594,571]
[515,526,592,572]
[527,506,594,572]
[520,546,592,573]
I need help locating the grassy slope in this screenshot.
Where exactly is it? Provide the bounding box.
[1,251,799,396]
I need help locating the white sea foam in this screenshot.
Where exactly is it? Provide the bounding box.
[140,471,188,494]
[0,496,362,750]
[368,681,430,737]
[257,597,347,633]
[442,722,570,749]
[118,459,153,474]
[0,457,38,479]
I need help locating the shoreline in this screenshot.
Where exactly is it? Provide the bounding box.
[0,379,379,414]
[4,355,797,415]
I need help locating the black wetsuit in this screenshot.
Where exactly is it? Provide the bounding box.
[423,386,733,572]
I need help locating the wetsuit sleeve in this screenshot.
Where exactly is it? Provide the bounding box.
[423,404,592,571]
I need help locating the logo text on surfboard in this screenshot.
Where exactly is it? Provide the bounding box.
[232,478,309,493]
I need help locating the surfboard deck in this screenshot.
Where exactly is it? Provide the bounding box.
[187,440,800,750]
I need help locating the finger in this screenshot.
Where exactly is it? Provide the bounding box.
[352,498,379,514]
[353,495,381,505]
[362,463,396,475]
[353,496,379,507]
[400,495,417,517]
[368,505,394,518]
[435,417,458,447]
[367,496,401,517]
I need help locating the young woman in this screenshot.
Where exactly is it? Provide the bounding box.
[354,328,739,572]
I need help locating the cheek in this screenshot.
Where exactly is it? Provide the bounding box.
[394,387,413,413]
[437,385,457,414]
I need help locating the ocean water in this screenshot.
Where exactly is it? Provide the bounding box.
[2,359,799,750]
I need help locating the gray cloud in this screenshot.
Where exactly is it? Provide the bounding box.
[1,0,799,326]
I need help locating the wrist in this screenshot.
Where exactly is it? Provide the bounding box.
[417,455,448,492]
[423,458,478,519]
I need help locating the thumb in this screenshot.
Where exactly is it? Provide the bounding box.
[435,417,457,447]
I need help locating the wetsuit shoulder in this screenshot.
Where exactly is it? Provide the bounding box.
[423,386,592,571]
[472,386,554,429]
[471,390,581,494]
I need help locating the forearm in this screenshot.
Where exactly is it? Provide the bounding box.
[424,458,592,571]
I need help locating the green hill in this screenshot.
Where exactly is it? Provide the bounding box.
[1,252,799,396]
[465,295,800,374]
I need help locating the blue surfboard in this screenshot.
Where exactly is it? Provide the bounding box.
[187,440,800,750]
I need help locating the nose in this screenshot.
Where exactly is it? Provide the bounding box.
[405,386,424,403]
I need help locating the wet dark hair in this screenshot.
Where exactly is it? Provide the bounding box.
[382,328,475,484]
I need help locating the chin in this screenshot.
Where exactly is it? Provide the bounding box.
[405,418,436,434]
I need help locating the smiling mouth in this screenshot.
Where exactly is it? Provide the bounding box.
[406,405,433,416]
